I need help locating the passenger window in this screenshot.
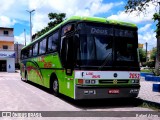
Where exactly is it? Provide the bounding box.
[24,49,29,58]
[39,39,46,54]
[33,43,38,56]
[29,47,32,57]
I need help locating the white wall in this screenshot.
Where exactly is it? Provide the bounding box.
[7,58,15,72]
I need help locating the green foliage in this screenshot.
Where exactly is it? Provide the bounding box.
[32,13,66,40]
[125,0,160,37]
[153,13,160,37]
[138,48,146,62]
[125,0,151,13]
[48,13,66,27]
[140,101,160,110]
[146,60,155,67]
[140,69,152,73]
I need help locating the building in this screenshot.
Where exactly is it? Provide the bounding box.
[0,27,15,72]
[14,43,24,66]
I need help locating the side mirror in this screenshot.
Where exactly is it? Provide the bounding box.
[61,36,75,76]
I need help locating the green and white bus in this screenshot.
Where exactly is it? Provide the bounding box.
[20,16,140,99]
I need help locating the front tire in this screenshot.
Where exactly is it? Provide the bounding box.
[51,78,59,96]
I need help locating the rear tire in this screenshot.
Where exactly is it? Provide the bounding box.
[25,71,28,82]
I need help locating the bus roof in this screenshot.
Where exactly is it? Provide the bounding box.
[22,16,137,50]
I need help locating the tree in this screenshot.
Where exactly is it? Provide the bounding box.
[150,47,157,61]
[32,13,66,39]
[139,48,146,62]
[48,13,66,28]
[125,0,160,75]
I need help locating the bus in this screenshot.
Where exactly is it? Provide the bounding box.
[20,16,140,99]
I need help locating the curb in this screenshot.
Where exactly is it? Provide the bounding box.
[153,84,160,92]
[140,72,154,77]
[145,75,160,82]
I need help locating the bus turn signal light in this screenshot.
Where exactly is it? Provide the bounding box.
[78,79,83,84]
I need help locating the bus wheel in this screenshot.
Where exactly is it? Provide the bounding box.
[51,78,59,96]
[25,72,28,82]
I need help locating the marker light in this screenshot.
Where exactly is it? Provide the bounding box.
[78,79,83,84]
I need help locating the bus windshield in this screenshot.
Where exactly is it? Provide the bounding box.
[77,22,138,68]
[78,35,113,66]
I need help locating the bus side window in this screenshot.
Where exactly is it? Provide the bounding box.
[33,43,38,56]
[23,49,29,59]
[29,46,33,57]
[21,51,24,59]
[48,32,58,52]
[39,38,47,54]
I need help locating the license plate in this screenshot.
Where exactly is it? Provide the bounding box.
[108,89,119,94]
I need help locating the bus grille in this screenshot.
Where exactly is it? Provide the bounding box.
[99,80,129,84]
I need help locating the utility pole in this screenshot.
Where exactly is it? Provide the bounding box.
[24,29,26,46]
[26,9,35,42]
[17,42,18,63]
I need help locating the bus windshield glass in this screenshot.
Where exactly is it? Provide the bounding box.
[77,22,138,67]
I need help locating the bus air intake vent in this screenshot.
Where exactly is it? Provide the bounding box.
[99,80,129,84]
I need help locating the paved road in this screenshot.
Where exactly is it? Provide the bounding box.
[0,72,159,120]
[138,77,160,104]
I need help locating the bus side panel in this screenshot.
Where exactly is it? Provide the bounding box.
[42,53,62,88]
[57,71,75,99]
[20,53,75,99]
[26,59,41,84]
[38,53,75,98]
[56,70,65,94]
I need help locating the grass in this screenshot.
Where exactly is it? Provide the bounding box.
[141,69,153,73]
[139,100,160,111]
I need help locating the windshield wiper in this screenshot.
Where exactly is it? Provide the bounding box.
[98,53,112,70]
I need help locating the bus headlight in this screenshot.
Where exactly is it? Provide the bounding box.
[131,80,139,83]
[91,80,96,84]
[85,80,90,84]
[84,80,98,84]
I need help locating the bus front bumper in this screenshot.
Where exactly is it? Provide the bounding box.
[75,85,140,100]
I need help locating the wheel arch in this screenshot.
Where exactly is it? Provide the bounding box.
[50,72,58,83]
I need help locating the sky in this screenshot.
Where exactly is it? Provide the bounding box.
[0,0,159,50]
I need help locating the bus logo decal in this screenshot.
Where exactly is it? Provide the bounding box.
[113,79,117,84]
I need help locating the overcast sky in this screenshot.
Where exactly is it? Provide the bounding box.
[0,0,159,50]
